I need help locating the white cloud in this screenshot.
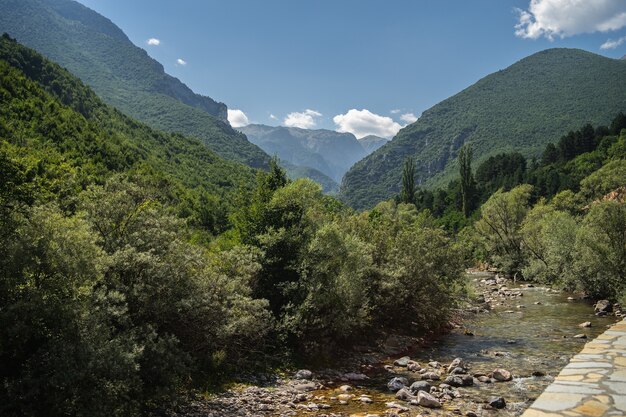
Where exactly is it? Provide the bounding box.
[227,109,249,128]
[601,35,626,49]
[270,114,278,120]
[283,109,322,129]
[176,58,187,66]
[146,38,160,46]
[390,109,401,114]
[515,0,626,40]
[333,109,403,139]
[400,113,418,124]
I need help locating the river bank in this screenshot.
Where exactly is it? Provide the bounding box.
[171,273,622,417]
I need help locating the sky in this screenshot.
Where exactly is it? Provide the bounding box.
[77,0,626,138]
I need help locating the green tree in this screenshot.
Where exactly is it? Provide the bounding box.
[474,184,533,275]
[459,144,476,217]
[573,201,626,299]
[399,156,416,205]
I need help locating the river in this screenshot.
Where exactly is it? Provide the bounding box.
[303,272,618,416]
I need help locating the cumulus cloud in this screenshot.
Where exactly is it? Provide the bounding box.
[601,35,626,49]
[515,0,626,40]
[227,109,249,128]
[146,38,160,46]
[284,109,322,129]
[400,113,418,124]
[333,109,403,139]
[176,58,187,66]
[390,109,401,114]
[270,114,278,120]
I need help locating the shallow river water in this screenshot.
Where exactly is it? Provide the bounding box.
[305,273,618,417]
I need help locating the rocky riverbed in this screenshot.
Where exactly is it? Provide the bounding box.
[171,273,622,417]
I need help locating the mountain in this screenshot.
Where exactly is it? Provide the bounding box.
[341,48,626,209]
[0,34,255,221]
[0,0,269,168]
[281,162,339,194]
[359,135,389,154]
[239,124,368,182]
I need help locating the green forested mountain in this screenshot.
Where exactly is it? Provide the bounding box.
[342,48,626,209]
[0,34,255,230]
[0,0,269,167]
[0,35,466,417]
[239,124,368,182]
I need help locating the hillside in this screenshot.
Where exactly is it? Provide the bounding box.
[0,34,255,227]
[341,48,626,209]
[0,0,269,167]
[239,124,368,182]
[359,135,389,154]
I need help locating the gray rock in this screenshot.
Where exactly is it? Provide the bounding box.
[395,387,415,401]
[421,371,440,381]
[595,299,612,314]
[447,357,465,373]
[387,376,409,391]
[492,368,512,382]
[410,380,432,393]
[579,321,592,328]
[445,374,473,387]
[416,390,442,408]
[450,367,466,374]
[444,375,464,387]
[338,384,352,392]
[295,369,313,380]
[574,333,587,339]
[489,396,506,409]
[393,356,411,367]
[344,372,368,381]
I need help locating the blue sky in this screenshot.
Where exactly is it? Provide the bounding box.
[78,0,626,138]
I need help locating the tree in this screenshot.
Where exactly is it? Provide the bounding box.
[458,144,476,217]
[474,184,533,275]
[573,201,626,300]
[400,156,416,205]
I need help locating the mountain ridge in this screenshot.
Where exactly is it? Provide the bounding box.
[239,124,368,182]
[341,47,626,209]
[0,0,270,168]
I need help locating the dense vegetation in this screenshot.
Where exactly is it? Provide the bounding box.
[0,37,465,417]
[0,0,269,167]
[397,113,626,303]
[342,48,626,209]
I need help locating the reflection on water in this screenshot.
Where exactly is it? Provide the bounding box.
[307,273,617,416]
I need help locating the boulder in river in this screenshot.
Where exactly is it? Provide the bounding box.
[489,396,506,409]
[447,357,465,373]
[395,387,415,401]
[416,390,442,408]
[595,300,612,314]
[573,333,587,339]
[410,380,431,393]
[295,369,313,380]
[492,368,512,381]
[387,376,408,391]
[421,371,440,381]
[579,321,592,328]
[393,356,411,367]
[343,372,368,381]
